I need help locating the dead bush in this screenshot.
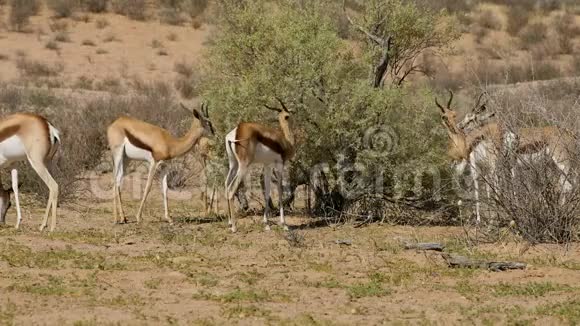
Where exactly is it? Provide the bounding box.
[95,17,109,29]
[80,0,107,13]
[15,57,64,78]
[182,0,208,19]
[112,0,147,20]
[9,0,40,32]
[47,0,78,18]
[159,8,186,25]
[505,6,530,36]
[461,91,580,244]
[45,40,60,51]
[519,22,547,49]
[54,31,71,42]
[553,12,577,55]
[49,19,69,32]
[476,9,501,30]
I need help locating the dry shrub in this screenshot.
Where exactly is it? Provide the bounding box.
[81,39,96,46]
[15,57,64,78]
[553,12,577,55]
[54,31,71,42]
[505,61,561,83]
[159,8,186,25]
[49,20,69,32]
[9,0,40,32]
[463,89,580,244]
[112,0,147,20]
[173,61,199,99]
[95,17,109,29]
[45,40,60,51]
[94,76,124,93]
[47,0,78,18]
[182,0,208,19]
[505,6,530,36]
[0,80,190,203]
[519,22,547,49]
[80,0,107,13]
[476,9,501,30]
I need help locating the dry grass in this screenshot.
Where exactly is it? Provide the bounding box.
[47,0,78,18]
[9,0,40,32]
[112,0,147,21]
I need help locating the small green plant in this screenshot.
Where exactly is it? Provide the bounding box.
[347,280,390,299]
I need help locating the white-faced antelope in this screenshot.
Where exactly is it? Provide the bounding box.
[0,113,60,231]
[107,103,214,224]
[225,98,295,233]
[436,91,504,223]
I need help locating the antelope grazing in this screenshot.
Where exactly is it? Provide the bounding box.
[436,91,504,222]
[225,98,295,233]
[0,113,60,231]
[458,102,576,201]
[107,103,214,224]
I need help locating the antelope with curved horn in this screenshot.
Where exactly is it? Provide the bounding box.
[436,91,504,223]
[107,102,215,224]
[457,100,576,203]
[225,98,296,233]
[0,113,60,231]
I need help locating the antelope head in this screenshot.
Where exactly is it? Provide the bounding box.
[435,90,461,135]
[457,92,495,132]
[181,102,215,137]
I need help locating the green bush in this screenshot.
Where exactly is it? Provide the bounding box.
[202,0,455,216]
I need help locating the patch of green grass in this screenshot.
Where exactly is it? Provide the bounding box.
[304,277,342,289]
[536,299,580,323]
[144,278,162,290]
[308,261,333,273]
[9,275,71,296]
[223,305,271,319]
[193,288,289,303]
[491,282,571,298]
[49,229,116,245]
[347,280,390,299]
[0,242,129,270]
[455,280,481,300]
[235,270,264,286]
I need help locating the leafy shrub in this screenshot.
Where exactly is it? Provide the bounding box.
[47,0,78,18]
[9,0,40,32]
[111,0,147,20]
[202,0,456,217]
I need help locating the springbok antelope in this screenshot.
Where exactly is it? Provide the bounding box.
[436,91,504,222]
[225,98,295,233]
[457,102,576,201]
[0,113,60,231]
[107,103,214,224]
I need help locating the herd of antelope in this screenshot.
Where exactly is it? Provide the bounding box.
[0,91,576,232]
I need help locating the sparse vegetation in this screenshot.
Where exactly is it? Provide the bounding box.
[9,0,40,32]
[47,0,78,18]
[95,17,109,29]
[81,39,96,46]
[112,0,147,20]
[80,0,107,13]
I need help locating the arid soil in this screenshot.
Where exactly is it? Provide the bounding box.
[0,182,579,325]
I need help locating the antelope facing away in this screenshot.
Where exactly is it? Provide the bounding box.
[436,91,505,223]
[225,98,296,233]
[458,101,576,202]
[0,113,60,231]
[107,103,215,224]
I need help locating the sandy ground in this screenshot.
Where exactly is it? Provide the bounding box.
[0,177,579,325]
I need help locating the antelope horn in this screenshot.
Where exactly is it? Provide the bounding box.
[447,90,454,109]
